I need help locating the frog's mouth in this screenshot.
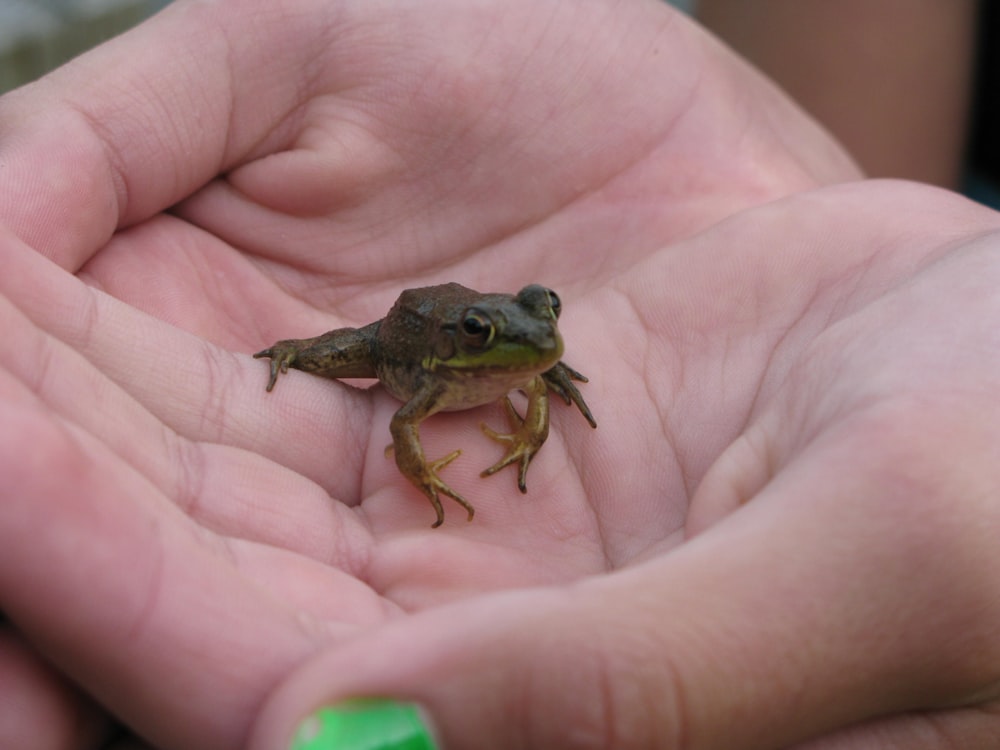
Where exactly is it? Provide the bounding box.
[427,332,564,376]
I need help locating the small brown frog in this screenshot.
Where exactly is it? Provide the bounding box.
[255,282,596,527]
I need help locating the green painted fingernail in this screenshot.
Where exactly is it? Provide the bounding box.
[290,699,438,750]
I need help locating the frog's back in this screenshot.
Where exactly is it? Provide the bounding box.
[374,283,475,394]
[383,284,473,343]
[393,283,478,319]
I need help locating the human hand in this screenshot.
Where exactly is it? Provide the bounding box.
[7,0,993,749]
[7,4,808,742]
[247,181,1000,749]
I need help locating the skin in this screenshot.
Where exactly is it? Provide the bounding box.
[253,282,596,527]
[2,1,1000,749]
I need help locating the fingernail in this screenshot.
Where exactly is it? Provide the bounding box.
[290,699,438,750]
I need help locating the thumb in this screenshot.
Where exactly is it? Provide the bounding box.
[249,461,1000,749]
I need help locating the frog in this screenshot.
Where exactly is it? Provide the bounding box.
[254,282,596,527]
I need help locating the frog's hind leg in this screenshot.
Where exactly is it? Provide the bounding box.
[389,400,475,527]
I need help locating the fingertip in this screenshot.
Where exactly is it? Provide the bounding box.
[288,700,439,750]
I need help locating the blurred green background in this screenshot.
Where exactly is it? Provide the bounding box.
[0,0,168,94]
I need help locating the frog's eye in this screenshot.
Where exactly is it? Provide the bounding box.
[459,309,495,351]
[515,284,561,319]
[545,289,561,319]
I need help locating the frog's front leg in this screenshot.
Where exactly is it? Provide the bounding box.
[480,374,550,492]
[390,387,475,528]
[543,362,597,428]
[253,323,380,392]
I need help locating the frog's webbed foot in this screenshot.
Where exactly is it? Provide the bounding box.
[543,362,597,428]
[253,342,299,392]
[425,450,475,527]
[480,396,543,493]
[417,450,475,528]
[390,443,474,528]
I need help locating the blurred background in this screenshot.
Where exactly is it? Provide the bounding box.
[0,0,168,94]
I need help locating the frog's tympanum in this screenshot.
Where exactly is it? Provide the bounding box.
[254,283,596,527]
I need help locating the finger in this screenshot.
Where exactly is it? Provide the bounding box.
[0,266,382,596]
[178,0,860,285]
[0,0,861,280]
[0,227,376,518]
[0,627,111,750]
[0,392,331,750]
[790,702,1000,750]
[0,0,342,267]
[0,321,368,563]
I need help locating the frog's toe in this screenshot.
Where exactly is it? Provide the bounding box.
[254,346,297,391]
[544,363,597,428]
[265,363,281,391]
[435,484,475,524]
[426,476,475,526]
[429,450,462,473]
[480,451,532,493]
[480,426,535,493]
[426,490,446,528]
[416,451,474,526]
